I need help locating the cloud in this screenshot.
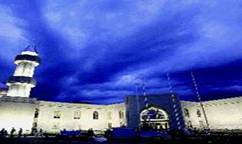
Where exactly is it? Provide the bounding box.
[0,5,27,61]
[0,0,242,103]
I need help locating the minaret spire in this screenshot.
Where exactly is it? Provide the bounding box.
[7,45,40,97]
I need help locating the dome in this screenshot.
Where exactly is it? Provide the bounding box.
[24,45,38,53]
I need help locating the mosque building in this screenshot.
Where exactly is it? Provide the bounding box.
[0,46,242,134]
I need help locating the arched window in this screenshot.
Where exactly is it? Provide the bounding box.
[140,106,169,130]
[140,107,168,121]
[93,111,99,120]
[184,108,190,118]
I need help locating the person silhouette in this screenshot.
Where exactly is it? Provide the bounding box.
[0,128,4,138]
[39,129,43,137]
[10,127,16,138]
[18,128,23,138]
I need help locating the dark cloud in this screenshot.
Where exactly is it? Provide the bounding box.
[0,0,242,103]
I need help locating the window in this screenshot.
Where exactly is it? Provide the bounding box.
[34,108,39,118]
[139,107,169,130]
[197,109,201,117]
[53,111,61,119]
[140,108,168,121]
[74,110,81,119]
[119,111,124,119]
[184,108,190,118]
[93,111,99,120]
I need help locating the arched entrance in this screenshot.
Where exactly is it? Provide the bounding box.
[140,106,169,130]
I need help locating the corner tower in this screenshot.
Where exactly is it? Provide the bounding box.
[7,45,40,97]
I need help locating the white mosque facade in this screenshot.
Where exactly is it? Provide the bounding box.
[0,46,242,134]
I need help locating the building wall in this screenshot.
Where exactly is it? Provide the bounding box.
[0,97,38,133]
[181,97,242,130]
[36,101,126,133]
[0,97,126,134]
[1,94,242,134]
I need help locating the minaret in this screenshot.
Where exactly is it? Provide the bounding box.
[7,45,40,97]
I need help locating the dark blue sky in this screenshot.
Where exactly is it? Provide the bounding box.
[0,0,242,104]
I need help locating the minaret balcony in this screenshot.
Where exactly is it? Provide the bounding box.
[7,76,36,86]
[15,54,41,64]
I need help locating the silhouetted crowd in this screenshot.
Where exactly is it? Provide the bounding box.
[0,127,44,138]
[0,128,19,138]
